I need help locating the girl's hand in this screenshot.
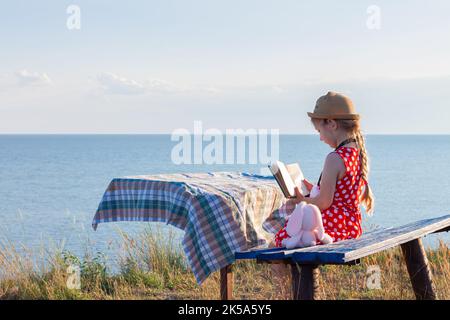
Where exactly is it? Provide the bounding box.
[292,186,306,204]
[302,179,314,192]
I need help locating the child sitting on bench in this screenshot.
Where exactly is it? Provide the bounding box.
[270,92,375,294]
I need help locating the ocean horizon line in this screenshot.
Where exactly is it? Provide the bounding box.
[1,133,449,136]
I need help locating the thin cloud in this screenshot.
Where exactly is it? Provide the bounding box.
[15,69,52,86]
[96,72,146,95]
[145,78,180,93]
[96,72,182,95]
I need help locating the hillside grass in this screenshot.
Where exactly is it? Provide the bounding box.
[1,228,449,300]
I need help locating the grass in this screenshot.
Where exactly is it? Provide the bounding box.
[0,228,449,300]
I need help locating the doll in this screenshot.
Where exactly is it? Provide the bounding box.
[281,185,333,249]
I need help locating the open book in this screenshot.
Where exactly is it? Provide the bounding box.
[268,161,309,198]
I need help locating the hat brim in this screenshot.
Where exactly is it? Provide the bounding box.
[307,112,360,120]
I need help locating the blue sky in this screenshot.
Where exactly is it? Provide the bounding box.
[1,0,450,133]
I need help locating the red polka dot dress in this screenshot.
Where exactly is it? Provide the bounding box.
[274,146,366,247]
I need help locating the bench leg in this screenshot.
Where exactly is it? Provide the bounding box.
[291,263,320,300]
[400,239,438,300]
[220,264,233,300]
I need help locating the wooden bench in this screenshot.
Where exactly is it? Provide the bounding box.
[219,214,450,300]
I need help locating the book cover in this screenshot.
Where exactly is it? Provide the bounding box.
[268,161,309,198]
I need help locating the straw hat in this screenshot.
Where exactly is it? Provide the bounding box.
[307,91,360,120]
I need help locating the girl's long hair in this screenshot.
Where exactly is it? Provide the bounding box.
[314,118,375,215]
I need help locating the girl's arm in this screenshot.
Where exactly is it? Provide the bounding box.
[289,153,344,211]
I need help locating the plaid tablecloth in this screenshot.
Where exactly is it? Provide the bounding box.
[92,172,296,284]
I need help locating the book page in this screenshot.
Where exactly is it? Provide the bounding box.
[286,163,309,195]
[270,161,296,197]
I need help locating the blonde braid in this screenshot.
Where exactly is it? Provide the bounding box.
[313,118,375,215]
[354,129,374,215]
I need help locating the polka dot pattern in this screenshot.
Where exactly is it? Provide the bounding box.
[274,146,366,247]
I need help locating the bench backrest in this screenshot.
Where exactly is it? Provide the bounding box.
[236,214,450,265]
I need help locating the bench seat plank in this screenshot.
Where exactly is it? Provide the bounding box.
[235,245,285,259]
[256,214,450,264]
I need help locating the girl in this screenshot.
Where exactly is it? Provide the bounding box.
[273,91,374,248]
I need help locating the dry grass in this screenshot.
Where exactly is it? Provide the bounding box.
[0,229,449,300]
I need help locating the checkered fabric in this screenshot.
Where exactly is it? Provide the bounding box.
[92,172,294,284]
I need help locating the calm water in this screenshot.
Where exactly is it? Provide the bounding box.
[0,134,449,263]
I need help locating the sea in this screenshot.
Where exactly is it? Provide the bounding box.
[1,134,449,267]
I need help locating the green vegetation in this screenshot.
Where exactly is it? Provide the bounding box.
[1,228,449,300]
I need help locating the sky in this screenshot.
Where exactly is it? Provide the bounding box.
[1,0,450,134]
